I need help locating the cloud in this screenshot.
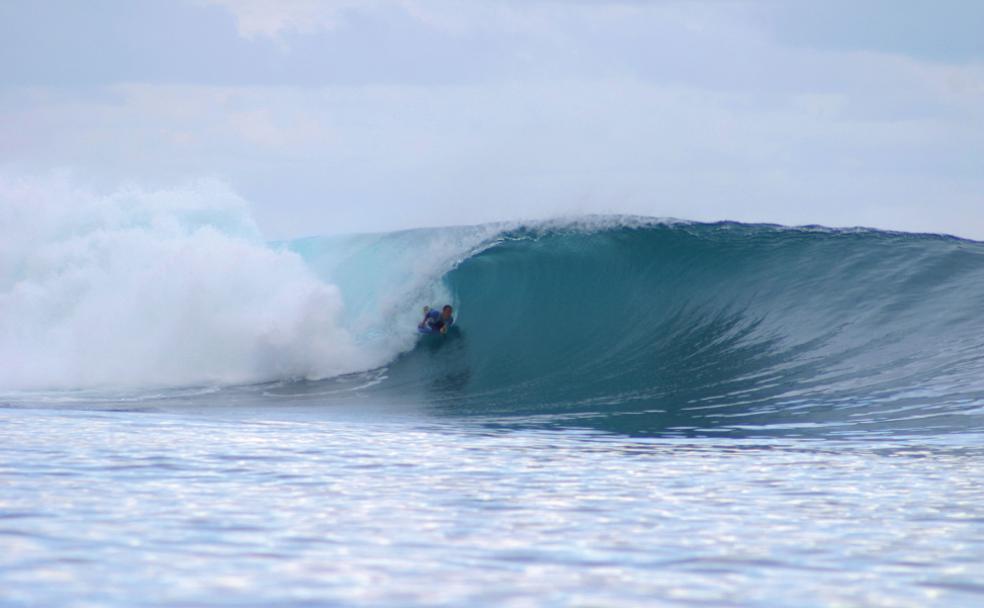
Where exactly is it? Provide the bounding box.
[3,65,981,239]
[760,0,984,64]
[0,1,981,240]
[203,0,373,38]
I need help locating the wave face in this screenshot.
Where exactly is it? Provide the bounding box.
[368,221,984,436]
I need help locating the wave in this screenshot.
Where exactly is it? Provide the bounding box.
[3,177,983,436]
[369,220,984,436]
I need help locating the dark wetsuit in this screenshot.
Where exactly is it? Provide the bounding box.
[423,309,453,332]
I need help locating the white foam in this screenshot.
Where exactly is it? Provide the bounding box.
[0,174,380,390]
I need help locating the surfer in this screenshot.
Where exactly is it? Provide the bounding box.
[419,305,455,334]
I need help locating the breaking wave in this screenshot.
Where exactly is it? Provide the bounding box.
[4,176,984,436]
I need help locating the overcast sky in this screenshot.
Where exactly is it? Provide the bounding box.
[2,0,982,239]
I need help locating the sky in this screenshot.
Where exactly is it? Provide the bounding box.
[1,0,982,239]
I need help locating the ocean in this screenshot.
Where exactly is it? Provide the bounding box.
[2,204,984,606]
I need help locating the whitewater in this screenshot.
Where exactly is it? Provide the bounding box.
[2,182,984,606]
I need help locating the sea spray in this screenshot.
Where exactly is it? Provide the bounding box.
[0,176,374,389]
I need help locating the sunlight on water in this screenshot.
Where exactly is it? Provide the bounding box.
[2,408,982,607]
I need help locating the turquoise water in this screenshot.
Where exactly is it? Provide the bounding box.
[3,218,984,605]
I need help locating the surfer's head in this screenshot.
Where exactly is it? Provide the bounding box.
[442,305,453,319]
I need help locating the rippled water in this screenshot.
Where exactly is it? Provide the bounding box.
[2,406,983,607]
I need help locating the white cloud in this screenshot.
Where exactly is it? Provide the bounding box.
[4,62,981,240]
[202,0,742,45]
[1,1,982,239]
[204,0,371,38]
